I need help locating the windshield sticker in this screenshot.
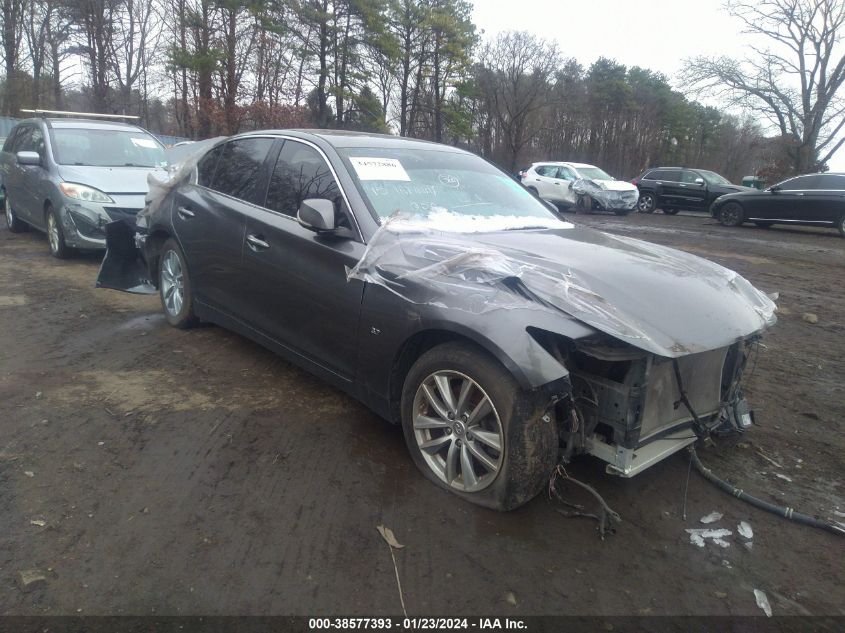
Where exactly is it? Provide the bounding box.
[350,157,411,181]
[438,173,460,188]
[131,137,158,149]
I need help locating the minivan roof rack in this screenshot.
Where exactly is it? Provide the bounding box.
[20,109,140,121]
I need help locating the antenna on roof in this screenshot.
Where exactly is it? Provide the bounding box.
[20,109,140,120]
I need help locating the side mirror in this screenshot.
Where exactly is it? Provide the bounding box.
[297,198,336,232]
[16,151,41,166]
[694,177,705,185]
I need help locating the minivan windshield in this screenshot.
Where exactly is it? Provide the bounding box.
[339,148,568,232]
[50,128,167,168]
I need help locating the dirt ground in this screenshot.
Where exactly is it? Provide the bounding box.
[1,211,843,617]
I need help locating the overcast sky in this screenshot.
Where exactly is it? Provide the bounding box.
[471,0,845,172]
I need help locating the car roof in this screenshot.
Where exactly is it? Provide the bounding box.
[533,161,596,169]
[22,117,150,132]
[240,129,469,153]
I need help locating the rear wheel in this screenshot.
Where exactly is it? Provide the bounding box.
[46,207,70,258]
[159,238,198,328]
[663,208,680,215]
[4,192,28,233]
[719,202,745,227]
[401,342,558,511]
[637,192,656,213]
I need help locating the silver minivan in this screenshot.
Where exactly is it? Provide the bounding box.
[0,116,167,258]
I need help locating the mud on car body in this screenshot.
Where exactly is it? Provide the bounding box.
[98,130,777,511]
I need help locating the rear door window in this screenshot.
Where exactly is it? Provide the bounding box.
[661,170,682,182]
[557,166,577,180]
[196,144,223,187]
[210,138,274,203]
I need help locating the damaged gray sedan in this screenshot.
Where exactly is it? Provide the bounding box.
[97,130,776,511]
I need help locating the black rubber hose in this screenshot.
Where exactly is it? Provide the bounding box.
[689,445,845,536]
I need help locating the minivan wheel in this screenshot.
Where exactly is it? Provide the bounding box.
[719,202,745,227]
[637,193,656,213]
[46,207,70,258]
[4,193,27,233]
[400,342,558,511]
[159,238,198,328]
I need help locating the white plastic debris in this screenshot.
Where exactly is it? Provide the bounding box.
[738,521,753,539]
[754,589,772,617]
[700,511,723,524]
[686,528,732,548]
[775,473,793,482]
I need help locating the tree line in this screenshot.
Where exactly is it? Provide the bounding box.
[1,0,842,181]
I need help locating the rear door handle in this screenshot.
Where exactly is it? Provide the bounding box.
[177,206,195,219]
[247,234,270,251]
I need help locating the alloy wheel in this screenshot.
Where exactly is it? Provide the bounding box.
[412,370,504,492]
[161,250,185,317]
[637,194,655,212]
[720,204,742,226]
[47,213,60,254]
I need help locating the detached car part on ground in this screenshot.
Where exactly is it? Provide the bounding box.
[97,131,777,511]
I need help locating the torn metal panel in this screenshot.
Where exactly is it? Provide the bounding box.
[572,179,639,211]
[347,214,777,359]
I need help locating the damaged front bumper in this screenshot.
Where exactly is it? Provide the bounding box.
[96,220,156,294]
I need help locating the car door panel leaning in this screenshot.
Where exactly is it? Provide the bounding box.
[98,130,777,510]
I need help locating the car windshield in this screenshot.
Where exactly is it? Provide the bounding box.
[575,166,612,180]
[698,170,731,185]
[339,148,569,231]
[51,128,167,168]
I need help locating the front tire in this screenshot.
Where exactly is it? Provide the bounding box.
[159,238,198,329]
[46,207,70,258]
[4,192,28,233]
[637,192,656,213]
[401,342,558,511]
[719,202,745,227]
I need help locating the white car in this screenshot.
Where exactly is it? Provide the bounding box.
[521,161,639,215]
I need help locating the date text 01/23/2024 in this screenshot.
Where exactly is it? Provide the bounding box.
[308,618,528,630]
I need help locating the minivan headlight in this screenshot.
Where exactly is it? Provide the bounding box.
[59,182,114,204]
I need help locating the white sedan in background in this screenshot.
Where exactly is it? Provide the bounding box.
[521,161,639,215]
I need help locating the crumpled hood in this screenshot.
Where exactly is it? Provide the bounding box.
[588,179,638,192]
[347,219,776,358]
[58,165,161,195]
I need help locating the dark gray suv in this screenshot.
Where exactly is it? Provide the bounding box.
[0,117,167,257]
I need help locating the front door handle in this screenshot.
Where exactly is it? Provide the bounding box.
[177,206,195,219]
[247,234,270,251]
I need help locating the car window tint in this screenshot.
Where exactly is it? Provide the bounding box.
[661,170,682,182]
[817,174,845,190]
[265,141,347,229]
[210,138,274,202]
[779,175,821,190]
[15,127,35,152]
[681,171,700,184]
[196,144,223,187]
[557,166,577,180]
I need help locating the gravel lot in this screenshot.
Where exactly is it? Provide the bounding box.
[1,211,843,617]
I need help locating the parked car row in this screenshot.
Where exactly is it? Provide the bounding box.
[2,119,779,511]
[519,157,845,237]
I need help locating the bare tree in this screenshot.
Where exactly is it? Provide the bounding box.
[1,0,25,114]
[683,0,845,173]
